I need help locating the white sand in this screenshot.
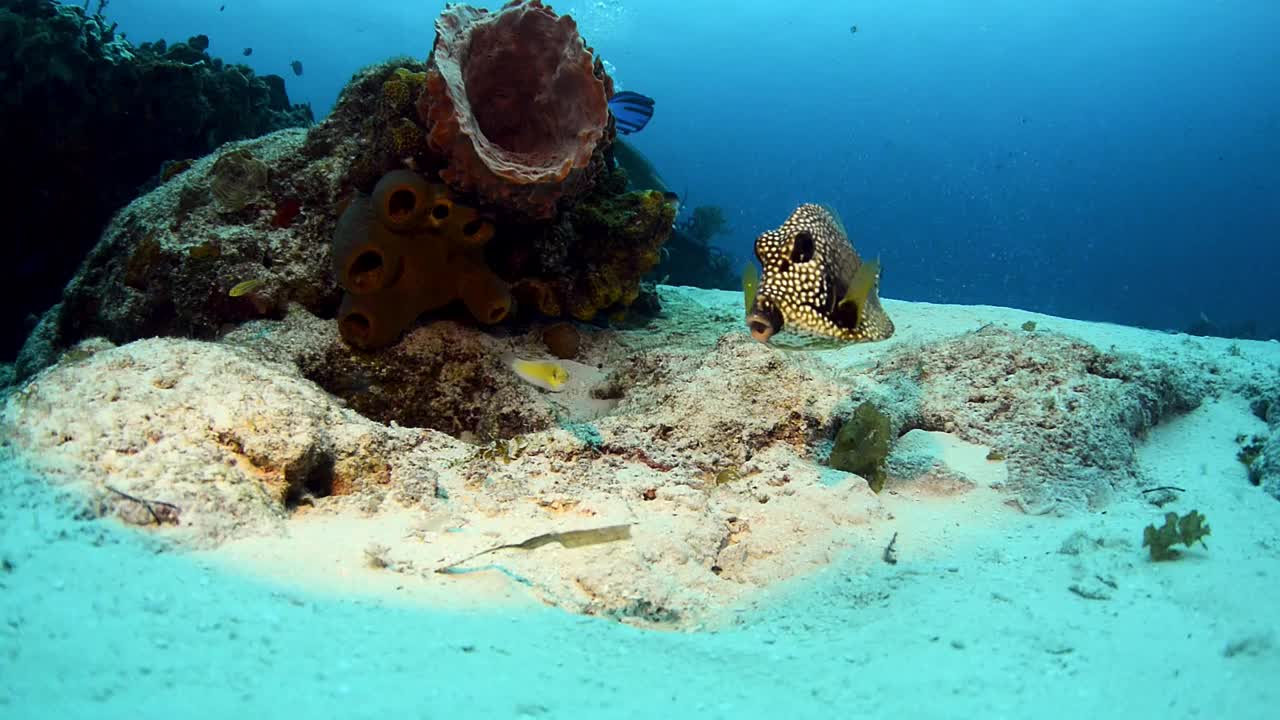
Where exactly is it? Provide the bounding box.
[1,291,1278,719]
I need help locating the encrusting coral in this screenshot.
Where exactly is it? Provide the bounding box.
[418,0,614,219]
[333,169,511,349]
[560,188,673,320]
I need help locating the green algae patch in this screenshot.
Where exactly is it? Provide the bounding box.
[829,401,892,493]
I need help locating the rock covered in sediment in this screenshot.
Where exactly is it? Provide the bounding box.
[13,129,344,382]
[859,326,1210,512]
[0,301,888,625]
[4,287,1278,628]
[589,331,848,474]
[1248,390,1280,500]
[224,310,559,439]
[1,334,455,547]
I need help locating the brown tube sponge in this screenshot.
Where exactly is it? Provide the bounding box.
[333,194,403,295]
[331,170,509,349]
[418,0,613,219]
[372,169,436,232]
[458,267,513,326]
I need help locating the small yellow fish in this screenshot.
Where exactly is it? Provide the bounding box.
[510,358,570,392]
[228,278,265,297]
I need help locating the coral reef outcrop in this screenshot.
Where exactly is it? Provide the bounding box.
[12,131,341,382]
[418,0,614,219]
[302,60,433,193]
[0,0,312,361]
[11,0,675,373]
[14,58,673,371]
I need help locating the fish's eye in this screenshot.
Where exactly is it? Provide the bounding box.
[790,231,815,263]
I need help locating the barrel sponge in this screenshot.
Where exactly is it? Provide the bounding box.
[418,0,613,219]
[332,169,510,349]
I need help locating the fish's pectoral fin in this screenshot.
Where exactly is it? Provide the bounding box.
[741,262,760,314]
[836,257,881,326]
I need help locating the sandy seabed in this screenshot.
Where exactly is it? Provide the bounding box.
[1,287,1278,719]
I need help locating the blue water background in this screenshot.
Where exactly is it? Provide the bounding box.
[97,0,1280,337]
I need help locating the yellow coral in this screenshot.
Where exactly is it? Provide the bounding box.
[394,67,426,86]
[382,67,427,115]
[388,118,427,157]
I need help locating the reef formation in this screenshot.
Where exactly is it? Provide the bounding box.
[12,0,674,373]
[0,0,313,361]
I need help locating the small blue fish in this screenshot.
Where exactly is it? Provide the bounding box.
[608,91,655,135]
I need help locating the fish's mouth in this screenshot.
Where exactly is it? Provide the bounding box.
[746,308,781,343]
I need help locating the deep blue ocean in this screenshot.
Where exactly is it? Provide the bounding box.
[74,0,1280,336]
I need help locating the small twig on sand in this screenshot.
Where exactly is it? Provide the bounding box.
[882,532,899,565]
[105,485,181,526]
[1141,486,1186,494]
